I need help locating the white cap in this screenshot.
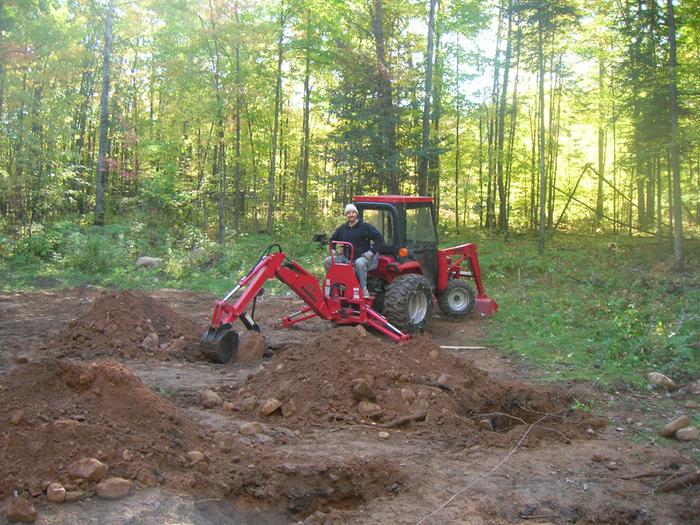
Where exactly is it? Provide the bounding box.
[344,203,358,215]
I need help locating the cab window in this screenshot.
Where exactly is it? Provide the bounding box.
[405,206,436,244]
[362,208,394,246]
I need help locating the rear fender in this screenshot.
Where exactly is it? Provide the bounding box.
[369,256,422,284]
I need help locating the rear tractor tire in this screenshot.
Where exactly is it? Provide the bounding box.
[383,274,433,333]
[438,279,476,317]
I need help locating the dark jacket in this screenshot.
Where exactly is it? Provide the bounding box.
[331,220,384,261]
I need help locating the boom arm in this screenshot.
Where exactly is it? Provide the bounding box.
[207,252,332,333]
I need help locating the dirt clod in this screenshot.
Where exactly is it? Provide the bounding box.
[352,378,376,401]
[5,496,37,523]
[140,332,159,352]
[282,399,297,417]
[95,477,132,499]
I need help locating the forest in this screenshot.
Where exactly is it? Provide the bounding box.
[0,0,698,261]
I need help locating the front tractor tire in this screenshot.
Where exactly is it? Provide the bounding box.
[383,274,433,333]
[438,279,476,317]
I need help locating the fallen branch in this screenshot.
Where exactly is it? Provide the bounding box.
[424,381,455,393]
[618,470,672,480]
[656,469,700,492]
[472,412,527,426]
[382,409,427,428]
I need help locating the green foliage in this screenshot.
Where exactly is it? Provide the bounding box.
[481,233,700,388]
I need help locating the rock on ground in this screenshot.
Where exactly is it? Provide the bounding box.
[647,372,677,391]
[358,401,383,418]
[260,398,282,416]
[239,421,264,435]
[68,458,108,481]
[64,491,87,503]
[96,477,132,499]
[238,332,265,363]
[46,482,66,503]
[5,497,37,522]
[140,332,159,352]
[187,451,205,464]
[135,256,163,269]
[660,416,690,438]
[675,426,699,441]
[10,410,23,426]
[200,389,222,409]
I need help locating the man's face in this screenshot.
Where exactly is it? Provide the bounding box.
[346,210,358,223]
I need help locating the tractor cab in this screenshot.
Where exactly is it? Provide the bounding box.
[354,196,439,284]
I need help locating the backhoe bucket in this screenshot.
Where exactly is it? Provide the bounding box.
[475,296,499,316]
[199,323,239,364]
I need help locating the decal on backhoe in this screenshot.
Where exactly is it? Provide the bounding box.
[301,283,319,303]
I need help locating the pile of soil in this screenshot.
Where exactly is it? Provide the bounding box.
[0,358,405,519]
[43,291,200,360]
[230,327,604,446]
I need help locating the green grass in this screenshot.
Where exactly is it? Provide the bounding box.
[467,232,700,389]
[2,220,699,389]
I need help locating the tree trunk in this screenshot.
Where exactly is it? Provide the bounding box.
[301,9,311,215]
[667,0,682,269]
[418,0,437,195]
[496,0,512,234]
[595,56,606,227]
[430,16,442,209]
[454,47,460,231]
[266,8,285,234]
[370,0,399,194]
[94,0,114,226]
[233,0,242,233]
[537,13,546,253]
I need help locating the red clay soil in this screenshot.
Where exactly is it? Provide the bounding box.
[229,327,605,446]
[0,359,405,519]
[41,291,200,361]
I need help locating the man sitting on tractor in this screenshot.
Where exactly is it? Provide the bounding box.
[323,203,384,298]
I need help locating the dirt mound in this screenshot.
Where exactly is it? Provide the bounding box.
[43,291,199,360]
[0,358,405,519]
[229,327,604,445]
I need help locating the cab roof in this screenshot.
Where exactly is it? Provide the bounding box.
[353,195,434,204]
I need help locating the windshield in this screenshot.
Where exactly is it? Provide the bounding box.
[405,205,436,246]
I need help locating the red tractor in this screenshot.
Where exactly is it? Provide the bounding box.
[200,195,497,363]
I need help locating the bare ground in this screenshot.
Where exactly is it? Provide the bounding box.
[1,288,699,524]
